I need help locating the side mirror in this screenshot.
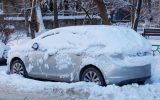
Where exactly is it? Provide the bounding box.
[32,42,39,50]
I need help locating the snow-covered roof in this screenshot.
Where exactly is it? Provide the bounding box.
[35,25,151,55]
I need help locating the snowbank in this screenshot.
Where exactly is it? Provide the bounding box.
[1,54,160,100]
[0,64,160,100]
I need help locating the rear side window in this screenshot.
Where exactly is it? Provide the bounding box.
[41,32,60,39]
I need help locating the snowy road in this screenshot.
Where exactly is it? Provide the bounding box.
[0,56,159,100]
[0,61,160,100]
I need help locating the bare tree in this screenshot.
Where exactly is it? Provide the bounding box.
[24,0,29,37]
[30,0,46,38]
[36,0,45,32]
[94,0,111,25]
[53,0,59,28]
[132,0,142,31]
[75,1,94,24]
[30,0,37,38]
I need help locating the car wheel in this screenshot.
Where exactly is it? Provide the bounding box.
[10,60,28,77]
[80,67,106,86]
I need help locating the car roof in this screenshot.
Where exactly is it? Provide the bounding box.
[35,25,150,55]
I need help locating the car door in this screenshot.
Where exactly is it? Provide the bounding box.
[49,31,82,82]
[27,34,57,79]
[54,51,82,82]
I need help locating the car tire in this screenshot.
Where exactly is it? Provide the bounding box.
[10,60,28,77]
[80,67,106,86]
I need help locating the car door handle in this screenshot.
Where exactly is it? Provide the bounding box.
[76,54,81,56]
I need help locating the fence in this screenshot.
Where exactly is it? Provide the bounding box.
[152,45,160,56]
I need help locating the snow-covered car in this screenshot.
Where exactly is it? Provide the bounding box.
[8,25,153,86]
[0,41,9,64]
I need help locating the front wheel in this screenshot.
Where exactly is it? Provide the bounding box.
[80,67,106,86]
[10,60,28,77]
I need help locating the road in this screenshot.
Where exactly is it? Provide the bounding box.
[0,66,90,100]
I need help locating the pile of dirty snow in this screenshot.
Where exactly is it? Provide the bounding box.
[0,60,160,100]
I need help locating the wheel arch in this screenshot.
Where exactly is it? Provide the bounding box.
[10,57,23,69]
[79,64,105,81]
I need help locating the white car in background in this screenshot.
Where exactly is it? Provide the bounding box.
[8,25,153,86]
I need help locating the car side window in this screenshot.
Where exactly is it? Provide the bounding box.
[41,33,55,39]
[41,32,60,39]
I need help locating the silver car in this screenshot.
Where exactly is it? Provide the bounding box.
[8,25,152,86]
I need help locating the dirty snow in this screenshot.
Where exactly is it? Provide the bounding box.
[0,55,160,100]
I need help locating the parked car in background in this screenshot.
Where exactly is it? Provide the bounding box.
[8,25,153,86]
[0,41,9,64]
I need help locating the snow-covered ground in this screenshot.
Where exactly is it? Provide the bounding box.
[0,55,159,100]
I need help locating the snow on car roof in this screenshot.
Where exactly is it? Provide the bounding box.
[36,25,151,55]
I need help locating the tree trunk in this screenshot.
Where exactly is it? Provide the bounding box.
[36,0,45,33]
[30,0,45,38]
[30,0,37,38]
[53,0,59,28]
[2,0,8,13]
[148,0,152,21]
[76,1,93,24]
[132,0,142,31]
[24,0,29,37]
[94,0,111,25]
[131,0,136,27]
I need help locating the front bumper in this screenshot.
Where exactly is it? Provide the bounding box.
[0,58,7,65]
[105,64,151,85]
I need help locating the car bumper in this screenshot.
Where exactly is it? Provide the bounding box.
[0,58,7,65]
[105,64,151,85]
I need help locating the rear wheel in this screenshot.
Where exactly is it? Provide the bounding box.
[10,60,28,77]
[80,67,106,86]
